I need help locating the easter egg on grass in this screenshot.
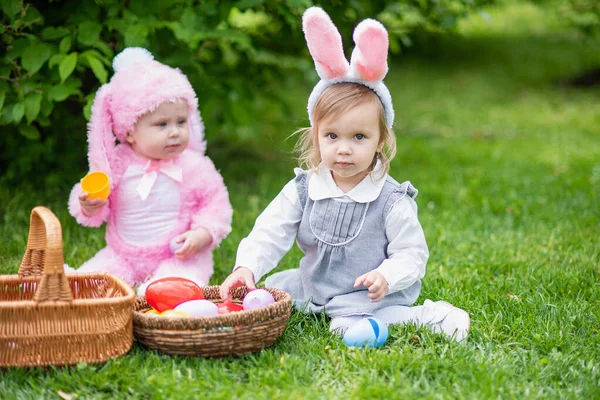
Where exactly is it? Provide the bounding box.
[242,289,275,310]
[174,299,219,317]
[145,277,204,312]
[343,317,389,348]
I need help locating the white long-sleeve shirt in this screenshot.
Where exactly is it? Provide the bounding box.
[235,165,429,295]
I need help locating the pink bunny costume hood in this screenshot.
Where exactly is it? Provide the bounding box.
[303,7,395,128]
[88,47,206,180]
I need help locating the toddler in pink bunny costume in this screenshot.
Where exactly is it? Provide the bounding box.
[68,47,232,295]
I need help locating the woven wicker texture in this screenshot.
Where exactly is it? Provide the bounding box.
[0,207,136,368]
[134,286,292,357]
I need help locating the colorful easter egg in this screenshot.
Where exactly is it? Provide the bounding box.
[342,317,389,348]
[174,299,219,317]
[242,289,275,311]
[217,301,244,314]
[145,277,204,312]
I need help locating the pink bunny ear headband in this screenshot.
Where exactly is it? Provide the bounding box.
[87,47,206,176]
[303,7,394,128]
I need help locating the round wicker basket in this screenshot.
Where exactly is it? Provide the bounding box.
[0,207,135,368]
[133,286,291,357]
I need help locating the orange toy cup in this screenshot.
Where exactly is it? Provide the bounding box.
[81,171,110,200]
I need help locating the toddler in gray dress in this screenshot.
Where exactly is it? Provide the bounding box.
[220,7,470,342]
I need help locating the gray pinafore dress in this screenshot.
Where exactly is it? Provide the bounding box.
[265,170,422,317]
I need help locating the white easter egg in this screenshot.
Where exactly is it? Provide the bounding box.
[174,299,219,317]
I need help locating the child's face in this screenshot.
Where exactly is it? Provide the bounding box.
[126,100,189,161]
[317,100,384,190]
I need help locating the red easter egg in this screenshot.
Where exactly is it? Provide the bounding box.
[145,277,204,312]
[217,301,244,314]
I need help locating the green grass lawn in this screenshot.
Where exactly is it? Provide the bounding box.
[1,2,599,399]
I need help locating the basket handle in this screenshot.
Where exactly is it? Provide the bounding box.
[18,206,73,303]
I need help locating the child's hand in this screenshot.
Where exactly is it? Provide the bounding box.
[219,267,256,301]
[79,192,107,217]
[354,271,388,302]
[173,227,213,260]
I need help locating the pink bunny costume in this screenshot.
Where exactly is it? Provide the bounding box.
[68,48,232,295]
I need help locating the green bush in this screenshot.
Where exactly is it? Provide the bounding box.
[0,0,493,186]
[533,0,600,36]
[559,0,599,35]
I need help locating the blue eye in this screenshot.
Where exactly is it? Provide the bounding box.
[177,119,187,125]
[327,133,337,140]
[157,122,167,127]
[355,134,365,140]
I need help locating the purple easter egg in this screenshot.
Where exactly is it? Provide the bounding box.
[170,237,184,253]
[242,289,275,311]
[174,299,219,317]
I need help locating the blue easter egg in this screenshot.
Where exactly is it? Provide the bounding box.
[342,317,389,348]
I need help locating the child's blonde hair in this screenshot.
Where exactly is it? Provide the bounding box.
[295,82,396,179]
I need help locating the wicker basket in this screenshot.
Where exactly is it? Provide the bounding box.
[0,207,136,368]
[133,286,292,357]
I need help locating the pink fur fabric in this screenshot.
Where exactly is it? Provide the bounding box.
[69,145,232,294]
[302,7,349,79]
[351,19,389,82]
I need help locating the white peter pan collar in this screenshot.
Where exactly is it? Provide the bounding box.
[307,161,386,203]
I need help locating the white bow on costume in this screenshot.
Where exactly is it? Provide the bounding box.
[136,159,183,201]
